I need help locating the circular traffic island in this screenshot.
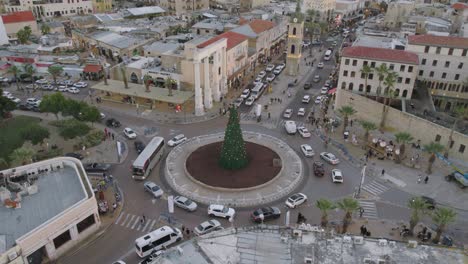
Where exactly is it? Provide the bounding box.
[186,141,281,189]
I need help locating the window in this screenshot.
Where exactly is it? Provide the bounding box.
[421,59,426,65]
[458,62,463,69]
[449,140,454,149]
[352,60,357,66]
[345,59,350,65]
[445,61,450,68]
[343,70,348,77]
[53,230,71,249]
[361,73,365,79]
[370,62,376,68]
[429,71,434,77]
[292,27,296,35]
[405,78,410,84]
[435,134,441,142]
[389,64,394,70]
[460,144,466,154]
[350,71,355,77]
[363,61,368,66]
[290,45,295,54]
[455,74,460,80]
[432,60,437,66]
[77,215,96,233]
[463,49,467,56]
[397,77,402,83]
[400,65,405,72]
[436,47,441,54]
[448,48,454,55]
[419,70,424,76]
[424,46,430,53]
[341,82,346,89]
[368,73,374,80]
[408,66,413,73]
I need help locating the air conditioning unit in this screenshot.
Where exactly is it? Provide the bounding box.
[7,251,18,261]
[343,236,352,243]
[408,240,418,248]
[304,257,312,263]
[293,229,302,237]
[363,257,374,263]
[378,239,388,247]
[354,236,364,245]
[389,241,396,247]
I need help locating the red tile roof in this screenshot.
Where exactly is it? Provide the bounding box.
[197,31,248,50]
[1,11,35,24]
[342,46,419,65]
[408,35,468,49]
[83,64,103,73]
[452,2,468,9]
[238,17,249,25]
[249,19,275,34]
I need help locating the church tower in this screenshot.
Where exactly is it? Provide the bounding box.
[286,4,304,76]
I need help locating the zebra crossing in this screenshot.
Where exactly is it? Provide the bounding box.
[362,180,390,196]
[358,200,378,219]
[114,211,158,233]
[239,112,310,130]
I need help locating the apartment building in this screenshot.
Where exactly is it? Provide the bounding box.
[301,0,336,22]
[4,0,94,18]
[407,34,468,111]
[159,0,209,17]
[339,46,419,99]
[0,11,39,39]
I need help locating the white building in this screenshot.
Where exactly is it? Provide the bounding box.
[0,157,101,263]
[339,46,419,99]
[4,0,94,18]
[406,34,468,111]
[302,0,336,22]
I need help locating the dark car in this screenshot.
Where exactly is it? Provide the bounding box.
[251,207,281,223]
[106,118,121,128]
[134,141,146,154]
[83,163,111,173]
[65,152,84,160]
[313,161,325,177]
[412,196,436,210]
[304,82,312,90]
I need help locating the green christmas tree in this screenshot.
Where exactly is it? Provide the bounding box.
[219,107,249,170]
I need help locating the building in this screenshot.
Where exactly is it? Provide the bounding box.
[0,11,39,39]
[383,0,416,29]
[240,0,269,12]
[4,0,93,19]
[286,17,304,76]
[335,0,363,19]
[92,0,112,13]
[123,6,166,18]
[451,2,468,35]
[191,20,224,35]
[0,17,10,45]
[159,0,209,17]
[301,0,336,22]
[0,157,101,263]
[339,46,419,99]
[406,34,468,111]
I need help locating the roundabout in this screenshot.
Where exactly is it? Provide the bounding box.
[165,131,304,207]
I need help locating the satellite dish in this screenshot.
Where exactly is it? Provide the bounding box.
[293,18,297,23]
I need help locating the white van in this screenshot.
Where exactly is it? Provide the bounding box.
[285,120,297,135]
[135,226,182,258]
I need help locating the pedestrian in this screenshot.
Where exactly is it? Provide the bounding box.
[182,225,186,233]
[311,62,314,67]
[381,169,385,176]
[140,217,144,225]
[112,133,115,140]
[186,229,190,237]
[112,202,117,212]
[360,225,365,235]
[417,175,422,184]
[424,176,429,184]
[142,214,146,223]
[359,207,364,218]
[350,119,353,127]
[104,128,108,137]
[297,212,303,224]
[268,112,271,119]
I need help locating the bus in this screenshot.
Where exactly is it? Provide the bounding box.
[135,226,182,258]
[250,82,265,100]
[324,49,332,61]
[132,137,165,180]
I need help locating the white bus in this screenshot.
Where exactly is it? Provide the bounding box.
[132,137,165,180]
[135,226,182,258]
[250,82,265,100]
[324,49,332,61]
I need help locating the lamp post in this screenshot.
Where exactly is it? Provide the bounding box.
[356,164,367,198]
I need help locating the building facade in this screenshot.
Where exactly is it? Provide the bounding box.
[406,35,468,111]
[339,46,419,99]
[159,0,209,17]
[286,18,303,76]
[1,11,39,39]
[239,0,269,12]
[4,0,93,18]
[301,0,336,22]
[92,0,112,13]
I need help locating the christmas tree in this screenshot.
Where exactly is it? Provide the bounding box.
[219,106,249,170]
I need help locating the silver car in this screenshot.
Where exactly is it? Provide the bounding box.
[174,196,198,212]
[194,219,222,236]
[144,181,164,198]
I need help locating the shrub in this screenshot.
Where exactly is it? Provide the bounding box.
[53,119,90,139]
[20,123,50,145]
[81,130,104,148]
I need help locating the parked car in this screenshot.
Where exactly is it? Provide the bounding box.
[35,79,49,85]
[144,181,164,198]
[168,134,187,147]
[240,89,250,99]
[194,219,222,236]
[233,97,244,108]
[321,87,328,95]
[26,98,41,107]
[317,62,324,69]
[138,251,164,264]
[283,109,293,119]
[302,40,311,47]
[313,161,325,177]
[253,77,263,85]
[67,87,80,94]
[106,118,121,128]
[64,152,84,160]
[251,207,281,223]
[298,126,311,138]
[285,193,307,208]
[208,204,235,219]
[9,97,21,104]
[315,96,323,104]
[284,120,297,135]
[174,196,198,212]
[300,144,314,157]
[313,75,320,83]
[57,86,68,92]
[245,96,255,106]
[134,141,145,154]
[266,74,276,82]
[320,152,340,165]
[123,127,137,139]
[331,169,344,183]
[83,163,111,173]
[2,91,12,97]
[41,84,54,90]
[273,67,282,75]
[277,63,286,70]
[265,64,275,72]
[257,71,267,79]
[302,95,311,103]
[73,82,88,88]
[297,108,305,116]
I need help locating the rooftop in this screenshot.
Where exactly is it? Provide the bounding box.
[452,2,468,10]
[192,20,224,31]
[1,11,35,24]
[0,158,89,250]
[230,19,275,38]
[90,31,146,49]
[408,35,468,49]
[144,41,182,54]
[342,46,419,65]
[124,6,165,17]
[197,31,248,50]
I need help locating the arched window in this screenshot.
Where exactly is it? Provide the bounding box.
[402,90,408,98]
[366,85,371,93]
[348,83,354,91]
[291,45,295,54]
[292,27,297,35]
[394,89,400,97]
[341,82,346,89]
[359,84,364,92]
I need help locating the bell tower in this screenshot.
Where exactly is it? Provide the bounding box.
[286,16,304,76]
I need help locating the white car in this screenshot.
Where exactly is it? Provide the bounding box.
[123,127,137,139]
[2,91,12,97]
[331,169,344,183]
[240,89,250,99]
[144,181,164,198]
[9,97,21,104]
[208,204,235,219]
[233,97,244,107]
[277,63,286,70]
[324,80,332,87]
[313,75,320,83]
[266,74,276,82]
[315,96,323,104]
[41,84,54,90]
[73,82,88,88]
[26,98,41,107]
[302,95,311,103]
[253,77,263,85]
[298,126,311,138]
[273,66,282,75]
[245,96,255,106]
[168,134,187,147]
[321,87,328,95]
[61,80,74,86]
[257,71,267,79]
[302,40,311,48]
[301,144,314,157]
[174,196,198,212]
[67,87,80,94]
[194,219,222,236]
[320,152,340,165]
[265,64,275,72]
[285,120,297,135]
[317,62,324,69]
[297,108,305,116]
[35,79,49,85]
[57,86,68,92]
[285,193,307,208]
[283,109,293,119]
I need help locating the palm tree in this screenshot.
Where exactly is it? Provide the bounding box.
[445,106,467,158]
[432,207,457,244]
[316,199,336,227]
[379,71,398,129]
[424,142,444,174]
[23,64,36,89]
[407,197,428,236]
[165,77,177,96]
[120,65,128,89]
[47,65,64,87]
[395,132,414,163]
[374,64,388,96]
[360,120,377,143]
[143,75,152,93]
[7,65,22,91]
[337,197,360,234]
[9,147,35,166]
[360,64,373,97]
[337,105,356,132]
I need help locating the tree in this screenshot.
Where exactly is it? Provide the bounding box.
[16,28,30,44]
[337,197,360,234]
[374,64,388,96]
[143,75,152,92]
[360,64,373,97]
[23,64,36,88]
[380,71,398,129]
[9,147,35,166]
[0,158,8,170]
[360,120,377,142]
[7,65,22,91]
[338,105,356,132]
[81,105,101,126]
[316,198,335,227]
[424,142,444,174]
[62,99,87,118]
[0,89,16,118]
[39,92,66,119]
[407,197,428,236]
[20,123,49,145]
[165,77,177,96]
[120,65,128,89]
[47,65,64,87]
[431,207,457,244]
[219,107,249,170]
[395,132,413,163]
[41,24,51,35]
[445,106,467,158]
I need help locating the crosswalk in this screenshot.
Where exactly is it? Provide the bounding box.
[358,200,378,219]
[362,180,390,196]
[239,112,310,130]
[114,211,158,233]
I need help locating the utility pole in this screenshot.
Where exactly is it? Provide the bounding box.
[356,164,367,198]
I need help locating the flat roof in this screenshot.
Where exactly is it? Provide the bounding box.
[91,31,145,49]
[0,159,88,250]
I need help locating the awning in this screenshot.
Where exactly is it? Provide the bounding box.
[328,88,337,95]
[83,64,103,73]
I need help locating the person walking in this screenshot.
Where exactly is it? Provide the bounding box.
[142,214,146,223]
[112,133,115,140]
[424,176,429,184]
[359,207,365,218]
[381,169,385,176]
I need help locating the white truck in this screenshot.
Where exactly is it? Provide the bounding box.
[284,121,297,135]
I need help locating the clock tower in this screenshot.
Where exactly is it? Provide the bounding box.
[286,16,304,76]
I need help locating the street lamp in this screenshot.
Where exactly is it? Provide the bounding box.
[356,164,367,198]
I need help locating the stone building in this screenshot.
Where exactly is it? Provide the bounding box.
[286,17,303,76]
[159,0,209,17]
[3,0,93,18]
